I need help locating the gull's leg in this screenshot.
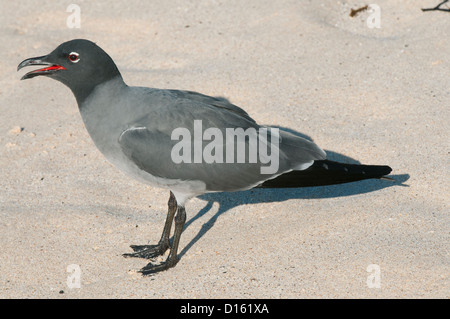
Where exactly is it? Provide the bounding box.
[123,191,177,259]
[139,205,186,275]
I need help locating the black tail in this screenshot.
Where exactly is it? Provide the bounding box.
[257,160,392,188]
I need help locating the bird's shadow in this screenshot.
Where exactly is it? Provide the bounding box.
[177,126,410,258]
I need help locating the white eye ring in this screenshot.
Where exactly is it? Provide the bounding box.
[68,52,80,63]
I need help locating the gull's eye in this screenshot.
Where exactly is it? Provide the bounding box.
[68,52,80,63]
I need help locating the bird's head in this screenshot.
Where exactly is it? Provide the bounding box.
[18,39,122,102]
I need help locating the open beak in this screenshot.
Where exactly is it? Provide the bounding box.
[17,55,66,80]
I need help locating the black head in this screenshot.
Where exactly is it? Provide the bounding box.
[18,39,122,103]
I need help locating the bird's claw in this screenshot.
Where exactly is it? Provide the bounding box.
[123,243,169,259]
[139,257,179,275]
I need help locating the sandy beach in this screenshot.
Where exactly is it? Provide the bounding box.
[0,0,448,298]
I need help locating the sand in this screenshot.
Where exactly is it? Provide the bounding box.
[0,0,448,298]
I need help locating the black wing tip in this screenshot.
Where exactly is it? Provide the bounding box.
[379,165,393,177]
[257,161,394,188]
